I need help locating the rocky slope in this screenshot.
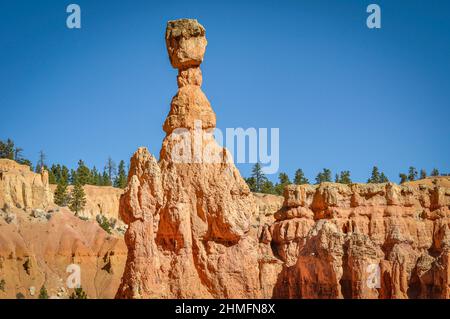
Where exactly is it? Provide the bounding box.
[116,19,450,299]
[0,159,127,299]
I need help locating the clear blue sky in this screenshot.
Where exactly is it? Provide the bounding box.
[1,0,449,183]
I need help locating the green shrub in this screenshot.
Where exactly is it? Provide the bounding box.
[38,285,49,299]
[16,292,25,299]
[96,215,112,234]
[69,287,87,299]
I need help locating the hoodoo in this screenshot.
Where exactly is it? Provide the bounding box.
[115,19,260,298]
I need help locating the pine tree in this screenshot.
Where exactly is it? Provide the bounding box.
[379,172,389,183]
[76,160,92,185]
[315,168,332,184]
[105,157,117,185]
[13,147,23,161]
[96,171,103,186]
[0,138,15,159]
[431,168,439,177]
[91,166,100,185]
[420,169,427,180]
[69,182,86,216]
[245,177,257,192]
[294,169,309,185]
[13,146,33,170]
[323,169,332,182]
[35,150,46,173]
[399,173,408,184]
[102,170,112,186]
[336,171,352,184]
[278,173,290,185]
[368,166,389,183]
[48,169,57,184]
[61,165,70,184]
[275,172,291,195]
[38,286,49,299]
[49,164,60,184]
[368,166,380,183]
[261,180,276,195]
[70,169,77,185]
[251,163,268,193]
[54,180,69,207]
[408,167,418,181]
[0,139,32,168]
[114,160,127,189]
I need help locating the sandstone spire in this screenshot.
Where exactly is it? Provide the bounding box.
[163,19,216,135]
[116,19,259,299]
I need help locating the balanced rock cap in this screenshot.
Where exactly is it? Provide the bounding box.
[165,19,207,69]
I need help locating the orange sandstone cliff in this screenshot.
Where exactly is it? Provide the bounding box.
[266,181,450,299]
[49,184,123,222]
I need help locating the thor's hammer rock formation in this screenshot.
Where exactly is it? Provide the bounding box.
[116,19,260,298]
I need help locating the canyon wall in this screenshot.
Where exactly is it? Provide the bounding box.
[116,19,450,299]
[263,181,450,299]
[49,184,123,222]
[0,159,53,211]
[0,159,126,299]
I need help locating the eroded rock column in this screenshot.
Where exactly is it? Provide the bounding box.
[116,19,259,299]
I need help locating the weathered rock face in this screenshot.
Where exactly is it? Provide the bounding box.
[0,159,127,299]
[0,206,127,299]
[267,181,450,299]
[49,184,123,222]
[0,159,53,211]
[165,19,208,70]
[117,19,259,299]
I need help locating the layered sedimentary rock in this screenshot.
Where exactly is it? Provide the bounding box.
[266,181,450,299]
[0,159,53,211]
[0,159,126,299]
[49,184,124,222]
[116,19,260,298]
[0,206,127,299]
